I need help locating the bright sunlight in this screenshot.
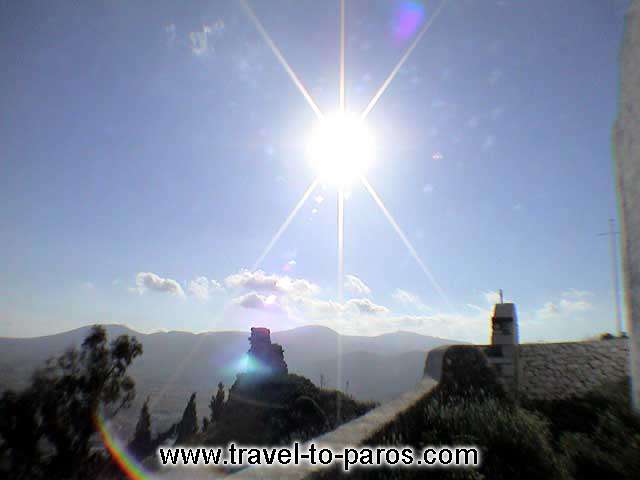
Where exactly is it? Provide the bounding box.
[307,112,375,187]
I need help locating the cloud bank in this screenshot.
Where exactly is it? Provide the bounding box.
[134,272,185,297]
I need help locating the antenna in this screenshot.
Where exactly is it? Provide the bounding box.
[598,218,622,335]
[499,289,504,304]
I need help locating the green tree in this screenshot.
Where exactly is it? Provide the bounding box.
[210,382,226,424]
[128,397,153,460]
[175,393,198,444]
[0,325,143,479]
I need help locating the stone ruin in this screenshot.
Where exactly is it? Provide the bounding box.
[246,327,288,376]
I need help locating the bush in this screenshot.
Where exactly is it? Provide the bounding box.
[523,379,637,440]
[554,381,640,480]
[436,346,507,403]
[421,398,567,480]
[560,410,640,480]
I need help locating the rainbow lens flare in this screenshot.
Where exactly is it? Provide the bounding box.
[95,410,151,480]
[393,1,426,41]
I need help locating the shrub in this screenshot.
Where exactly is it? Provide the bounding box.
[421,398,567,480]
[560,407,640,480]
[436,346,507,403]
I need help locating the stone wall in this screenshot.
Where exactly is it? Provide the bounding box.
[426,339,630,401]
[228,377,439,480]
[518,339,630,400]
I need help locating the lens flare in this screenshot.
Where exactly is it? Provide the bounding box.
[253,179,319,270]
[95,411,150,480]
[361,0,449,120]
[307,112,375,187]
[360,176,454,312]
[240,0,323,119]
[393,1,426,41]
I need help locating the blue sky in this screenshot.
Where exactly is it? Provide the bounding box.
[0,0,631,342]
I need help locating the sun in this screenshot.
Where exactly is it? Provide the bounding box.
[307,112,375,187]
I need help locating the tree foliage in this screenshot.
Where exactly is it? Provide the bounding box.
[0,326,142,479]
[175,393,198,444]
[128,397,153,460]
[210,382,226,425]
[202,417,210,433]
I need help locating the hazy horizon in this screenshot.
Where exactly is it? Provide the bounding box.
[0,321,464,341]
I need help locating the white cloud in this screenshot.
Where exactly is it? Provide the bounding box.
[537,294,593,320]
[232,292,286,313]
[392,289,429,311]
[186,20,224,56]
[344,274,371,296]
[190,30,208,56]
[293,296,388,317]
[559,299,593,312]
[538,302,559,318]
[129,268,496,342]
[224,269,319,297]
[297,297,343,317]
[134,272,185,297]
[224,272,485,341]
[187,276,224,301]
[346,298,389,315]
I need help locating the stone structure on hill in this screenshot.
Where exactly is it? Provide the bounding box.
[425,301,630,400]
[246,327,288,376]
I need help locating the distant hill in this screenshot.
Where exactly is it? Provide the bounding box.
[0,324,459,436]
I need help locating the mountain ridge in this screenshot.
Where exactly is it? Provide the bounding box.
[0,323,457,342]
[0,323,461,436]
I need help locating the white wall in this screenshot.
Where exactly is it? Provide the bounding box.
[614,0,640,412]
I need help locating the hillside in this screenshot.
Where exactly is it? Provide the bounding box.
[205,373,374,446]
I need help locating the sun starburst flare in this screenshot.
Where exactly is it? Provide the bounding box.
[361,0,449,120]
[253,179,320,270]
[308,112,375,187]
[360,176,454,312]
[240,0,324,119]
[244,0,452,312]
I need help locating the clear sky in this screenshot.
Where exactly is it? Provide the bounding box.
[0,0,631,342]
